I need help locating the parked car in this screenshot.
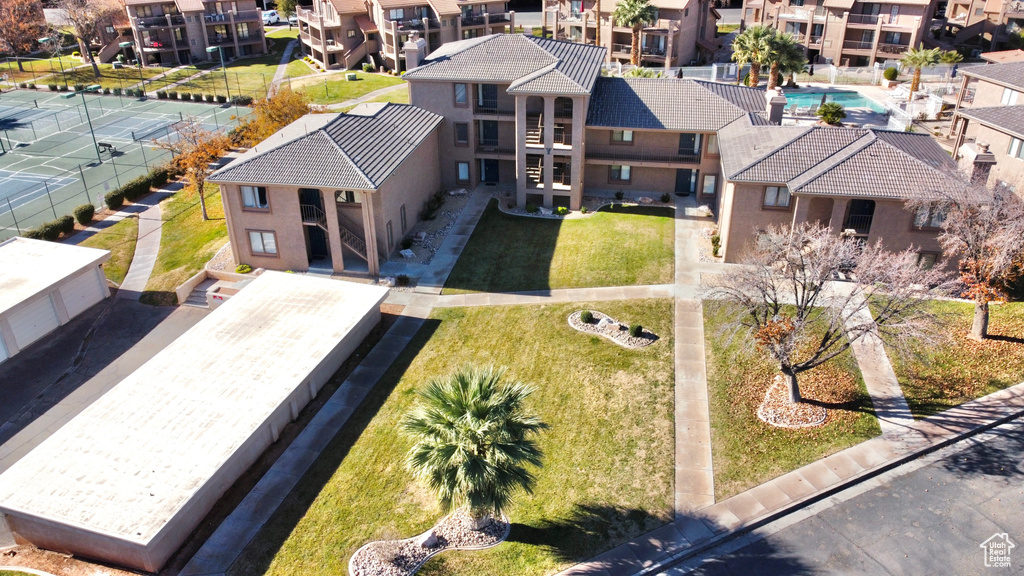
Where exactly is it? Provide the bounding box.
[288,14,298,24]
[262,10,279,24]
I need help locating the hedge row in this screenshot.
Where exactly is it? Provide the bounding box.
[104,163,178,210]
[23,214,75,241]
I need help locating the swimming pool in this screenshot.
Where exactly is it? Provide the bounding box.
[782,91,887,113]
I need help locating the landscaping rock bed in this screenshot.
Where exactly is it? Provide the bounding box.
[386,190,474,266]
[756,375,827,428]
[349,509,509,576]
[568,310,659,348]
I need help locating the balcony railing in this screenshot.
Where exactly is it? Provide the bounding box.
[397,17,440,30]
[843,214,873,235]
[135,14,186,28]
[878,42,909,54]
[141,40,176,51]
[235,9,262,21]
[237,31,263,43]
[588,147,700,164]
[461,14,486,26]
[779,6,827,20]
[843,40,874,50]
[475,143,515,155]
[847,13,881,24]
[612,43,631,54]
[208,34,234,45]
[807,35,823,46]
[474,98,515,115]
[204,12,231,23]
[489,12,511,23]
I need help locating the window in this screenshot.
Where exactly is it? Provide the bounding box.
[389,8,404,19]
[916,252,938,269]
[236,22,249,39]
[347,28,356,37]
[684,7,689,16]
[454,83,468,106]
[105,25,116,34]
[400,204,407,233]
[889,5,898,20]
[1010,137,1024,159]
[975,7,984,15]
[457,161,470,182]
[706,134,719,155]
[248,230,277,255]
[763,186,790,208]
[336,190,362,203]
[1002,88,1020,105]
[241,185,268,209]
[914,204,946,229]
[611,130,634,143]
[791,0,804,5]
[883,31,903,44]
[387,220,394,250]
[137,5,153,17]
[702,174,717,196]
[610,165,631,182]
[454,122,469,146]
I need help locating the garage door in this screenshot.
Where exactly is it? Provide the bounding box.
[8,295,60,350]
[59,269,105,319]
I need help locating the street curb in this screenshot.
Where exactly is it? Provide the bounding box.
[637,391,1024,575]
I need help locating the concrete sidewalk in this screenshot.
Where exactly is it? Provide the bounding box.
[433,284,675,307]
[117,189,174,298]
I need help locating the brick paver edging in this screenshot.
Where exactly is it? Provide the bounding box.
[557,381,1024,576]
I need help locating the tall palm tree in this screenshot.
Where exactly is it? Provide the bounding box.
[402,365,548,528]
[901,44,940,102]
[594,0,602,49]
[731,25,775,86]
[613,0,658,66]
[766,32,806,90]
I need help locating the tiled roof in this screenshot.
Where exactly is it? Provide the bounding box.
[959,105,1024,139]
[694,80,769,113]
[209,104,442,189]
[405,34,605,95]
[328,0,367,14]
[980,49,1024,64]
[586,77,765,132]
[722,123,959,200]
[962,61,1024,90]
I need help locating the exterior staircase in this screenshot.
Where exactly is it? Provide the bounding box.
[300,203,368,261]
[343,40,368,69]
[526,115,543,145]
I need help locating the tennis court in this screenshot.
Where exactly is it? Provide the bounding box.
[0,89,249,238]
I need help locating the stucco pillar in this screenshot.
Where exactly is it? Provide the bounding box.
[167,15,181,65]
[230,12,240,59]
[543,96,555,204]
[828,197,850,234]
[322,192,346,273]
[363,193,380,275]
[569,96,585,210]
[790,195,809,230]
[515,95,528,207]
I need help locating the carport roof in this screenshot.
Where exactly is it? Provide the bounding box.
[0,238,110,316]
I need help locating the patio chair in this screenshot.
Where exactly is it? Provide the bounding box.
[808,104,819,116]
[788,103,798,115]
[796,106,811,116]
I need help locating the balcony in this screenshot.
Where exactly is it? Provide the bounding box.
[235,9,262,21]
[396,17,441,31]
[134,14,186,28]
[141,40,177,51]
[462,14,487,26]
[843,40,874,50]
[204,12,231,23]
[587,147,700,165]
[846,13,881,25]
[474,98,515,115]
[878,42,909,54]
[237,31,263,43]
[807,35,823,46]
[208,34,234,45]
[779,6,827,20]
[475,142,515,156]
[842,213,873,235]
[611,42,631,55]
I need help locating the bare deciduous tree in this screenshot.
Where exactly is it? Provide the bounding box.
[913,181,1024,340]
[55,0,120,78]
[706,223,949,404]
[153,118,231,220]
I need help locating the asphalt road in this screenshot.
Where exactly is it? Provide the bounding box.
[667,417,1024,575]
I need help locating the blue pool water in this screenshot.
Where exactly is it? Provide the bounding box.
[782,91,887,113]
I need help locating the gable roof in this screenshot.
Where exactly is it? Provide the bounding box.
[209,104,441,190]
[585,77,766,132]
[722,124,959,200]
[404,34,606,95]
[962,61,1024,90]
[718,114,810,178]
[959,105,1024,139]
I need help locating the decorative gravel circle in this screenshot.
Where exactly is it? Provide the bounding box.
[567,310,659,348]
[756,375,827,428]
[348,509,510,576]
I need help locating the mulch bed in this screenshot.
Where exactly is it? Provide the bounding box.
[756,375,827,428]
[349,509,509,576]
[567,310,659,348]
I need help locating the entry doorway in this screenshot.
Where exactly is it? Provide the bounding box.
[481,159,499,183]
[675,168,697,196]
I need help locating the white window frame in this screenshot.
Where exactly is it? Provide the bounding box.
[914,203,945,228]
[248,230,278,255]
[763,185,790,208]
[457,161,470,182]
[1002,88,1020,105]
[702,174,717,196]
[707,134,719,155]
[389,8,404,19]
[241,185,268,209]
[611,130,634,143]
[610,165,631,182]
[1009,137,1024,159]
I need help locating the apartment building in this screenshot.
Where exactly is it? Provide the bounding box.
[742,0,940,66]
[949,60,1024,190]
[544,0,720,67]
[296,0,516,71]
[124,0,268,67]
[939,0,1024,52]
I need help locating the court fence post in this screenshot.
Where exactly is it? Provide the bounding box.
[43,180,57,219]
[140,141,149,169]
[77,164,89,204]
[6,198,20,234]
[110,154,121,189]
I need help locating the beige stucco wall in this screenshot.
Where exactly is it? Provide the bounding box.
[370,128,442,259]
[221,182,314,272]
[720,181,794,262]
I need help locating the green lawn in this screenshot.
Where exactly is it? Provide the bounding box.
[717,24,740,35]
[2,55,82,84]
[0,571,36,575]
[228,299,676,576]
[52,63,170,90]
[444,200,675,294]
[886,301,1024,419]
[703,302,881,500]
[140,185,228,305]
[267,27,301,39]
[294,71,407,105]
[172,35,299,100]
[79,216,139,285]
[339,88,410,112]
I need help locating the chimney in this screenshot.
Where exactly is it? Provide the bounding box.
[403,31,427,70]
[765,88,787,125]
[958,141,997,185]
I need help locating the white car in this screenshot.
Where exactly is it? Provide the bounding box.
[262,10,280,24]
[288,14,298,24]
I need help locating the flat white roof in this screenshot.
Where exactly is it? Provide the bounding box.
[0,238,110,315]
[0,272,388,544]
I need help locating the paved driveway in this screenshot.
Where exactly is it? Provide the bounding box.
[668,417,1024,575]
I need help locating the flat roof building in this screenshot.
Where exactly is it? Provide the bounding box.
[0,238,110,364]
[0,272,388,572]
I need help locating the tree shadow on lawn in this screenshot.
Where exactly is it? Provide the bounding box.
[224,317,441,576]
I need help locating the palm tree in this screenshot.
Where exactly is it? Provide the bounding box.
[939,49,964,64]
[816,102,846,125]
[766,32,806,90]
[594,0,602,49]
[901,44,940,102]
[401,366,548,528]
[613,0,658,66]
[731,25,775,86]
